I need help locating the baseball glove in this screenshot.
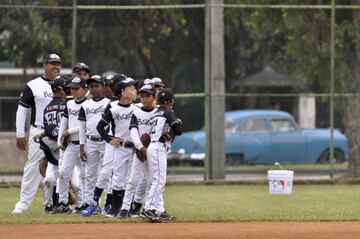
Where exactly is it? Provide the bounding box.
[39,158,48,177]
[135,133,151,162]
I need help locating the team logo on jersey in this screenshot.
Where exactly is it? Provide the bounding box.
[137,118,152,126]
[86,105,106,114]
[115,111,133,121]
[68,108,80,116]
[43,91,54,98]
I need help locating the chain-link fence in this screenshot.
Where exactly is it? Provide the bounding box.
[0,1,358,176]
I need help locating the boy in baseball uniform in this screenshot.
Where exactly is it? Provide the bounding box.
[78,75,110,214]
[56,77,88,213]
[117,84,157,218]
[142,88,182,222]
[82,74,128,217]
[96,78,138,218]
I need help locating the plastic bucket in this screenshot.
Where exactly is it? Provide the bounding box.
[267,170,294,194]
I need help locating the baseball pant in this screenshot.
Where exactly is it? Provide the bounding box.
[43,163,58,207]
[58,143,83,207]
[95,143,114,191]
[121,154,150,211]
[14,126,44,212]
[146,142,167,214]
[83,139,106,205]
[111,147,133,191]
[134,175,148,205]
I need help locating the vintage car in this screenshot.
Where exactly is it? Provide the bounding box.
[171,110,348,164]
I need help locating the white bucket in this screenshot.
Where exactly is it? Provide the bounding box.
[267,170,294,194]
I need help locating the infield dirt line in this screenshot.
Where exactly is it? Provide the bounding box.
[1,221,360,239]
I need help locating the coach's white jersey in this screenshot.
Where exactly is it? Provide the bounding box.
[18,76,54,128]
[64,98,87,141]
[78,97,110,137]
[130,106,158,135]
[100,103,136,141]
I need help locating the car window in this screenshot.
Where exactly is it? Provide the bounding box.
[271,118,296,132]
[239,119,267,132]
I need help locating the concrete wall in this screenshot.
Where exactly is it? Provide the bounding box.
[0,132,27,172]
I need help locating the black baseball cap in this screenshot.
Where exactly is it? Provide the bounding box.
[113,77,138,96]
[138,84,156,95]
[86,75,104,85]
[67,77,87,88]
[110,74,127,91]
[157,88,175,104]
[43,53,62,64]
[44,124,59,140]
[49,76,67,93]
[73,62,90,73]
[104,75,114,86]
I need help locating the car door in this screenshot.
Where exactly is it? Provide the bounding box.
[226,117,270,163]
[270,117,306,163]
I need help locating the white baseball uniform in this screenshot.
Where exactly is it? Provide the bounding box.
[78,97,110,205]
[121,105,157,211]
[97,102,136,212]
[57,98,87,207]
[13,76,54,213]
[145,107,182,214]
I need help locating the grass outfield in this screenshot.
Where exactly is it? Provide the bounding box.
[1,184,360,224]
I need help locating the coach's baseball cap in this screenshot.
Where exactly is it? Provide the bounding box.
[73,62,90,73]
[86,75,104,85]
[49,76,67,93]
[113,77,138,96]
[44,124,59,140]
[157,88,175,104]
[43,53,62,64]
[138,84,156,96]
[67,77,87,88]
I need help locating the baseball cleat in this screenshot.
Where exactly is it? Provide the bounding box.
[159,211,176,221]
[12,208,26,214]
[129,201,142,218]
[117,209,129,219]
[141,209,161,222]
[102,204,112,215]
[82,203,99,217]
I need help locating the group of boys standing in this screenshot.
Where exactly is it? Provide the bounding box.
[12,53,182,222]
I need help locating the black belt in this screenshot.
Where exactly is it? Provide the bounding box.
[86,135,104,142]
[32,124,44,129]
[70,140,80,145]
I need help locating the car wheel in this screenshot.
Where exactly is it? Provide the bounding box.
[226,154,244,165]
[317,149,346,164]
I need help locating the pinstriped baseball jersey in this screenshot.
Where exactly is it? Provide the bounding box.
[130,106,158,135]
[63,98,87,141]
[43,97,66,127]
[18,76,54,127]
[149,107,182,142]
[78,97,110,137]
[98,102,136,142]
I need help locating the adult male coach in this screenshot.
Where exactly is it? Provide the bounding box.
[13,53,62,214]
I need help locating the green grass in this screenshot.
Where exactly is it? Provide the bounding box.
[2,184,360,224]
[168,162,348,173]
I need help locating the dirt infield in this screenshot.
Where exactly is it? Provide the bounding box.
[1,221,360,239]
